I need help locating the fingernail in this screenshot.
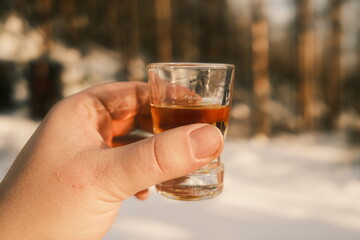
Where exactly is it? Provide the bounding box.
[190,125,223,160]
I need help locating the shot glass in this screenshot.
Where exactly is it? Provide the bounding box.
[148,63,235,201]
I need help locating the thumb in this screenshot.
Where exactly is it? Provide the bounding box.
[98,124,224,200]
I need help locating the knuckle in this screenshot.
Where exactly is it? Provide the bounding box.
[151,137,167,174]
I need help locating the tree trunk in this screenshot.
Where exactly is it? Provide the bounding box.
[296,0,316,129]
[154,0,172,61]
[38,0,52,50]
[323,0,343,129]
[251,0,270,136]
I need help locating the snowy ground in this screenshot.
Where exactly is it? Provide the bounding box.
[1,114,359,240]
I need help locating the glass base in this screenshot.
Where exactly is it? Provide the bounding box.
[155,161,224,201]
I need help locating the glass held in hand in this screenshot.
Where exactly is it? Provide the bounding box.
[148,62,235,201]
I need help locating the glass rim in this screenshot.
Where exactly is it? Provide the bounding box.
[148,62,235,70]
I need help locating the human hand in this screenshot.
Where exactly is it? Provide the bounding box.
[0,82,224,240]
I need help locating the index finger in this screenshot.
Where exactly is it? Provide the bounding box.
[85,81,151,137]
[86,81,149,119]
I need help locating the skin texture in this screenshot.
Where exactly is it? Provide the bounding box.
[0,82,224,240]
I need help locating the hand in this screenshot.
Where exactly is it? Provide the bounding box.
[0,82,224,240]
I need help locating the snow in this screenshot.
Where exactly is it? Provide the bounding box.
[0,114,359,240]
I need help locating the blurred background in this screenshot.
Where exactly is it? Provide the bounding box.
[0,0,359,239]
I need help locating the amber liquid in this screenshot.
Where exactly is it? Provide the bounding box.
[151,104,230,135]
[151,104,230,200]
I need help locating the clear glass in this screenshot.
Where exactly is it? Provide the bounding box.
[148,62,235,201]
